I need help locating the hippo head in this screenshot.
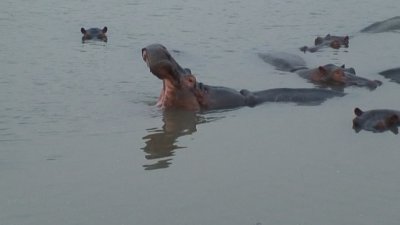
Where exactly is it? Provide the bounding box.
[335,35,349,48]
[314,36,324,46]
[315,64,382,90]
[142,44,201,110]
[81,26,108,42]
[353,108,400,134]
[314,34,349,48]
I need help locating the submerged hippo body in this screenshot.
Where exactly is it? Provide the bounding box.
[379,67,400,84]
[259,52,381,90]
[352,108,400,134]
[300,34,349,53]
[81,26,108,42]
[360,16,400,33]
[142,44,344,111]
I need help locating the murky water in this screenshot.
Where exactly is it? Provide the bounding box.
[1,0,400,224]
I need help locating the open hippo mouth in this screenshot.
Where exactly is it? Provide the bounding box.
[142,44,188,85]
[142,44,202,110]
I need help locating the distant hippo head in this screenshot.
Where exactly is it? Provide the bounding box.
[142,44,200,110]
[314,34,349,48]
[313,64,382,90]
[353,108,400,134]
[300,34,349,53]
[81,26,108,42]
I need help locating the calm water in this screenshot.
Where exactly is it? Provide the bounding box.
[1,0,400,224]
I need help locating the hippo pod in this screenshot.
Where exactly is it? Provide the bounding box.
[81,26,108,42]
[300,34,349,53]
[259,52,382,90]
[353,108,400,134]
[142,44,344,111]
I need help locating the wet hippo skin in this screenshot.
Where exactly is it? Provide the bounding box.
[352,108,400,134]
[81,26,108,42]
[300,34,349,53]
[142,44,345,111]
[258,52,382,90]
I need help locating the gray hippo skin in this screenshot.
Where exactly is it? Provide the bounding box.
[258,52,382,90]
[352,108,400,134]
[360,16,400,33]
[300,34,349,53]
[379,67,400,84]
[81,26,108,42]
[142,44,344,111]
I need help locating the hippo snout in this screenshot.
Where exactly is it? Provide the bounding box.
[345,73,382,90]
[350,79,380,90]
[363,80,382,90]
[370,80,383,88]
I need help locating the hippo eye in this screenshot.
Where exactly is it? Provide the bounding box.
[336,70,345,78]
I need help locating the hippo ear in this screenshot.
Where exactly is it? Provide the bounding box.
[81,28,86,34]
[354,107,363,116]
[314,37,323,45]
[102,26,108,33]
[326,34,331,38]
[341,64,345,68]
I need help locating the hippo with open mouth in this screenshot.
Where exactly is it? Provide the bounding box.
[141,44,344,111]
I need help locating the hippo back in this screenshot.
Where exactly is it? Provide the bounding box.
[379,67,400,83]
[360,16,400,33]
[258,52,307,72]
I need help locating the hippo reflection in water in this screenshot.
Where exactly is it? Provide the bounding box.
[258,52,382,91]
[142,44,344,111]
[141,109,222,170]
[81,26,108,42]
[353,108,400,134]
[300,34,349,53]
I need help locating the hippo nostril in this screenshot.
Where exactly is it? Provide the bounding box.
[366,80,381,89]
[374,80,383,86]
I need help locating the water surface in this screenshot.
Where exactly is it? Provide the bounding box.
[1,0,400,225]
